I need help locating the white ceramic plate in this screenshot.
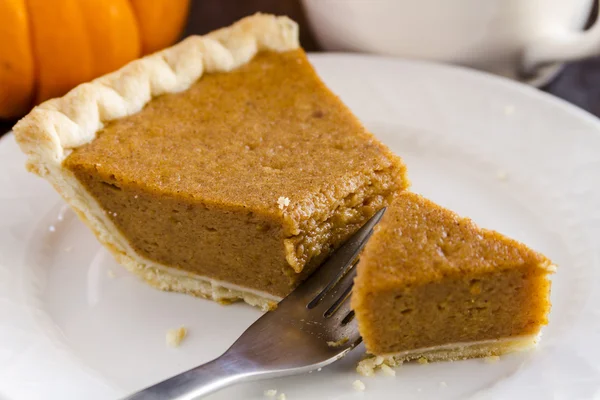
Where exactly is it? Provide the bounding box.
[1,54,599,400]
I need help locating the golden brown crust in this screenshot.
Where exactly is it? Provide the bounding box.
[12,14,299,309]
[356,334,539,376]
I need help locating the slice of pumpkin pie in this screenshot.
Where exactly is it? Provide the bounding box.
[352,192,554,370]
[13,14,407,311]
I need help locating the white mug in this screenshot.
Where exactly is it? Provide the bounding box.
[301,0,600,83]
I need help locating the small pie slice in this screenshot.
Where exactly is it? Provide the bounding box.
[352,192,554,371]
[13,14,407,311]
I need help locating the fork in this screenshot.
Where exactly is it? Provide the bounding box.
[123,208,386,400]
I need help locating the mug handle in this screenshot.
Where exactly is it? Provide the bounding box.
[522,0,600,74]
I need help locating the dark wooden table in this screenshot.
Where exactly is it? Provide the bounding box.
[2,0,600,135]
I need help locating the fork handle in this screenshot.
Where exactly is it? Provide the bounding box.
[122,353,254,400]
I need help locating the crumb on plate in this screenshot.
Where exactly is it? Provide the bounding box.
[356,355,402,376]
[352,379,366,392]
[166,326,187,347]
[380,363,396,377]
[484,355,500,363]
[356,356,384,377]
[356,355,403,377]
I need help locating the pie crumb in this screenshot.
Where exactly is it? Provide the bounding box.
[277,393,286,400]
[352,380,366,392]
[326,337,349,347]
[417,357,428,365]
[496,170,508,181]
[64,246,73,252]
[107,269,116,279]
[484,355,500,363]
[277,196,290,210]
[380,363,396,377]
[504,104,515,116]
[166,326,187,347]
[356,355,385,376]
[264,389,277,397]
[440,381,448,388]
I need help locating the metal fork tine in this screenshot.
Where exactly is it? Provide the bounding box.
[341,310,356,325]
[306,259,356,310]
[336,310,362,345]
[294,208,386,306]
[328,287,355,323]
[323,306,363,350]
[321,259,358,317]
[323,281,352,318]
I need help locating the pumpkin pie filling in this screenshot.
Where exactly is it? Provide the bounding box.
[352,192,554,366]
[61,49,407,302]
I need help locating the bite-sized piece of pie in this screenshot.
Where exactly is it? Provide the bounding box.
[13,14,407,311]
[352,192,554,369]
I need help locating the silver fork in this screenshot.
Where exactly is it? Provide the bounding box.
[123,208,386,400]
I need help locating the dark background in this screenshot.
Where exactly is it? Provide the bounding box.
[2,0,600,135]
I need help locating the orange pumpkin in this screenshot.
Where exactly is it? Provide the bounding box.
[0,0,190,119]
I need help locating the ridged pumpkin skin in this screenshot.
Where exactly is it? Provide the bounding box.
[130,0,191,55]
[0,0,190,119]
[79,0,141,77]
[27,0,96,106]
[0,0,35,119]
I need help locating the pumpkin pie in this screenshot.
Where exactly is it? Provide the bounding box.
[352,192,554,368]
[13,14,407,311]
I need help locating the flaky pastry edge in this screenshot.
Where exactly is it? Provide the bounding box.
[356,334,540,376]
